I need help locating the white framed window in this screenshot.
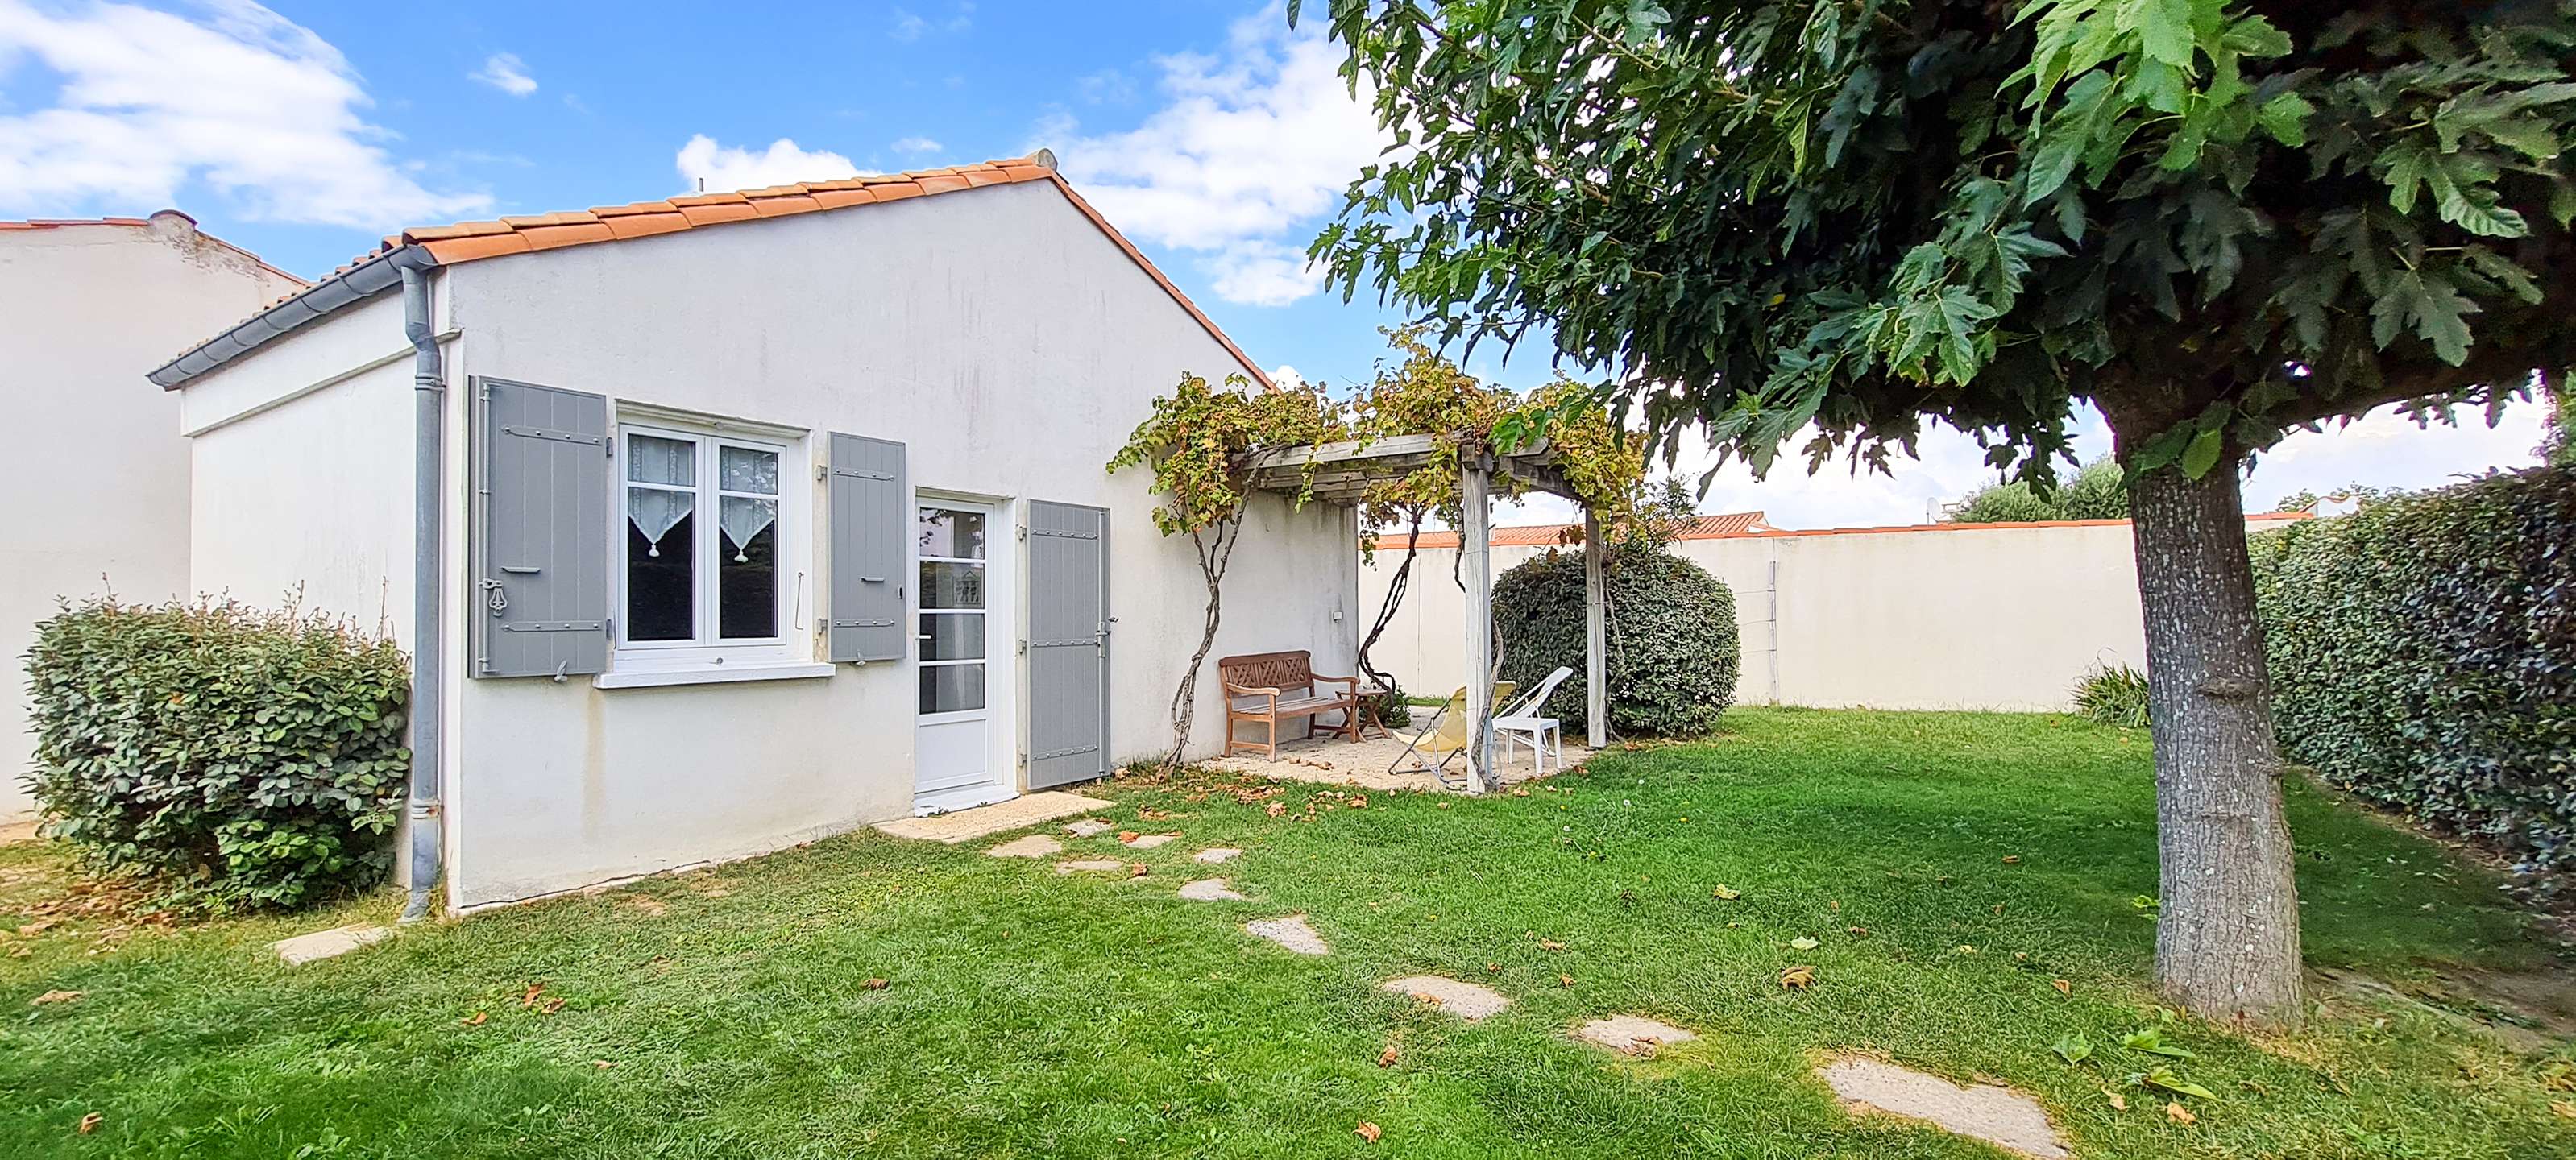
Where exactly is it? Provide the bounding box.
[612,416,805,672]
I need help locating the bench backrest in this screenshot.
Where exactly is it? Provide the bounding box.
[1218,650,1315,694]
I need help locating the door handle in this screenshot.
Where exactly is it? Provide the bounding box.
[500,566,541,575]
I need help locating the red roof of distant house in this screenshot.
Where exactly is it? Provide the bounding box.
[1367,509,2310,549]
[1369,511,1775,551]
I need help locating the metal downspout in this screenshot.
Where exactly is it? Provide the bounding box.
[400,264,446,922]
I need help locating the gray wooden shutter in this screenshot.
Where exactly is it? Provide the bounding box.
[473,377,610,678]
[828,433,907,662]
[1027,501,1110,788]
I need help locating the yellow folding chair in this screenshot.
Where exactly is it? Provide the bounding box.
[1388,681,1516,788]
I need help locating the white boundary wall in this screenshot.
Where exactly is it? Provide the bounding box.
[1362,514,2304,712]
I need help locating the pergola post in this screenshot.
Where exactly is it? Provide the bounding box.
[1583,508,1607,749]
[1461,451,1494,793]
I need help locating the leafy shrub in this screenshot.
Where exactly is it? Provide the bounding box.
[1951,458,2130,523]
[23,598,410,910]
[1491,543,1739,737]
[2072,663,2151,729]
[2250,466,2576,872]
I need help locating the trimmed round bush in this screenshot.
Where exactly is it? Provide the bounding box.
[1491,544,1740,738]
[23,598,410,910]
[2250,466,2576,872]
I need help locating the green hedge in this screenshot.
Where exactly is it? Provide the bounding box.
[23,598,411,910]
[1491,543,1740,737]
[2250,466,2576,872]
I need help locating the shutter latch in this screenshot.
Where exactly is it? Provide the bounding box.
[479,578,508,615]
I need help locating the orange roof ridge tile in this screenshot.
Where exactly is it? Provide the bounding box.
[152,154,1272,390]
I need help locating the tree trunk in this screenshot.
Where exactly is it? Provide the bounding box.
[1168,520,1239,768]
[1358,510,1425,694]
[2127,458,2304,1025]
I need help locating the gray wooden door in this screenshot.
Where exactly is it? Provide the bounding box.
[1026,501,1109,789]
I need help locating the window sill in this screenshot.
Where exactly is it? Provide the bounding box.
[592,661,837,690]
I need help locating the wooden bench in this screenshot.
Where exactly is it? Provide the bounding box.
[1219,650,1361,757]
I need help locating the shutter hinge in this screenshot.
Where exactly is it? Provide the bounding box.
[1017,524,1028,542]
[604,616,616,640]
[1017,639,1027,656]
[815,464,828,482]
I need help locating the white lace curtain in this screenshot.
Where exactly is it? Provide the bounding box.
[720,497,776,562]
[629,491,692,557]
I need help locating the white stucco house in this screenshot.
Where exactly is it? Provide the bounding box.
[150,153,1359,913]
[1,213,305,822]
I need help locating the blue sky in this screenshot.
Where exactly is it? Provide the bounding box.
[2,0,2552,527]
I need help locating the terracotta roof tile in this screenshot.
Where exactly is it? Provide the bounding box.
[158,155,1272,387]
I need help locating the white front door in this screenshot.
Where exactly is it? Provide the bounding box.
[915,501,1012,813]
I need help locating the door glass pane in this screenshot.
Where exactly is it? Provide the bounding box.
[628,434,694,485]
[627,508,695,640]
[920,663,986,714]
[918,611,985,661]
[718,497,777,640]
[720,445,778,495]
[919,561,985,609]
[918,508,985,559]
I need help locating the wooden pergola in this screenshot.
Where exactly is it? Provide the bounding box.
[1246,433,1609,791]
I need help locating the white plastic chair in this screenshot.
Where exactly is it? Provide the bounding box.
[1495,665,1574,777]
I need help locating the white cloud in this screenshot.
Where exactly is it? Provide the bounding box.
[0,0,488,227]
[890,135,942,157]
[1076,68,1135,105]
[470,51,535,97]
[1207,239,1324,307]
[1267,363,1308,392]
[890,2,969,42]
[674,134,860,193]
[1047,6,1388,306]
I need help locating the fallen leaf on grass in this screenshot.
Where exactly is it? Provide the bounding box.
[1846,926,1870,937]
[1485,963,1501,974]
[77,1112,101,1135]
[1379,1046,1399,1068]
[29,989,81,1006]
[2120,1028,2195,1059]
[1411,992,1446,1006]
[1711,884,1740,901]
[460,1011,487,1027]
[2002,855,2022,864]
[2052,1032,2093,1065]
[2053,979,2073,996]
[1780,964,1816,990]
[1558,974,1575,988]
[1789,937,1819,951]
[2138,1067,2215,1099]
[520,983,547,1008]
[1265,802,1287,818]
[1538,938,1566,951]
[865,978,890,991]
[592,1060,617,1069]
[2164,1101,2195,1125]
[1508,788,1530,798]
[19,920,57,935]
[2102,1089,2127,1111]
[1355,1121,1382,1142]
[537,996,566,1015]
[2549,1099,2575,1120]
[1118,831,1140,843]
[1129,864,1150,878]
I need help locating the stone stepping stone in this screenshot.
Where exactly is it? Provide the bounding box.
[1192,847,1244,864]
[1064,818,1114,838]
[1123,833,1179,849]
[1383,976,1512,1021]
[1817,1057,2068,1160]
[1055,859,1128,875]
[1245,915,1329,955]
[987,835,1062,858]
[272,923,391,966]
[1179,878,1247,901]
[1575,1014,1699,1054]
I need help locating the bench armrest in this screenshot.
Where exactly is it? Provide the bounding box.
[1311,673,1362,692]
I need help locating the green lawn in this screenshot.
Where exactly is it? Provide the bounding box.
[4,709,2571,1158]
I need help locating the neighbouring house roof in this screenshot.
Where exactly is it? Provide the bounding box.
[2,213,307,288]
[1366,509,2310,551]
[1370,511,1775,551]
[147,153,1270,389]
